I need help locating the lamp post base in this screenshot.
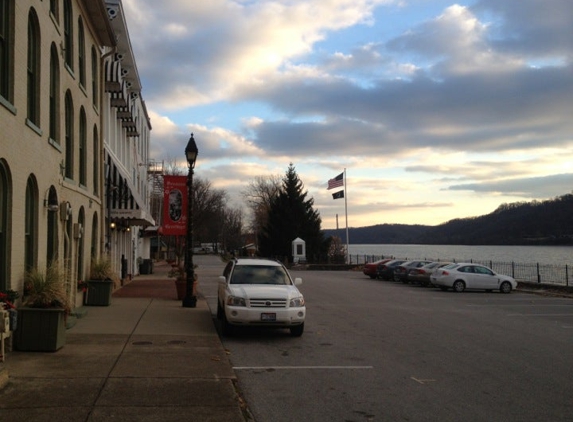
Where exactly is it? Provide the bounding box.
[182,296,197,308]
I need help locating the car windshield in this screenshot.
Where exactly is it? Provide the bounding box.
[230,265,290,285]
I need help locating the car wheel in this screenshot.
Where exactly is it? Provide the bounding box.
[290,323,304,337]
[500,281,512,294]
[453,280,465,292]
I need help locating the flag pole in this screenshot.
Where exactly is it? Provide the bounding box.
[344,168,349,263]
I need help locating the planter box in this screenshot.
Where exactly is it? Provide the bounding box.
[175,279,198,300]
[14,307,66,352]
[84,279,114,306]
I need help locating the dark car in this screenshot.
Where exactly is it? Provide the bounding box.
[377,260,406,281]
[407,261,452,286]
[394,260,434,283]
[363,259,392,279]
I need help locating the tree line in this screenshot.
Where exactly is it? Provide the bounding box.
[152,162,338,262]
[323,193,573,245]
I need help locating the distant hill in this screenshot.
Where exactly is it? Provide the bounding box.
[323,193,573,245]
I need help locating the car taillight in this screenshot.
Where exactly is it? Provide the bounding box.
[442,271,449,276]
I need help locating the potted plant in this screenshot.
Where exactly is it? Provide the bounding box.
[14,263,69,352]
[169,264,198,300]
[84,255,115,306]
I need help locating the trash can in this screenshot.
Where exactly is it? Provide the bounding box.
[140,259,153,274]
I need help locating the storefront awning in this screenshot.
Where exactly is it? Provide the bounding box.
[106,149,155,227]
[110,208,154,227]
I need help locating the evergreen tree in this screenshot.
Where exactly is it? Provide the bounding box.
[258,164,325,261]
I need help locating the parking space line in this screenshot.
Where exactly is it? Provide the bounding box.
[233,365,374,370]
[507,313,573,317]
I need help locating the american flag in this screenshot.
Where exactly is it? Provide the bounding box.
[327,172,344,190]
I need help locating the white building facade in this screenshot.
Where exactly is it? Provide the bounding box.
[0,0,153,310]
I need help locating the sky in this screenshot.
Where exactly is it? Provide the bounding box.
[122,0,573,230]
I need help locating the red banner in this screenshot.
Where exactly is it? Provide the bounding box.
[162,175,188,236]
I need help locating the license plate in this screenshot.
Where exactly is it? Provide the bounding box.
[261,313,276,322]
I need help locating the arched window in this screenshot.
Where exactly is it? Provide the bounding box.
[79,107,87,186]
[91,212,98,260]
[93,125,99,195]
[63,0,73,70]
[49,43,60,142]
[65,91,74,179]
[0,0,14,102]
[76,208,85,281]
[0,160,10,291]
[78,17,85,87]
[27,8,41,126]
[49,0,59,23]
[25,176,38,271]
[91,47,98,106]
[46,186,58,264]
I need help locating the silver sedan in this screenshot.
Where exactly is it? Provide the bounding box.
[431,263,517,293]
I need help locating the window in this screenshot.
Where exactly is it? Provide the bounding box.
[0,160,9,291]
[25,176,38,271]
[50,0,59,23]
[65,91,74,179]
[78,18,85,87]
[49,44,60,142]
[63,0,73,69]
[76,208,85,281]
[93,125,99,195]
[46,186,58,264]
[27,9,40,126]
[91,47,98,106]
[90,213,98,260]
[79,107,86,186]
[0,0,13,101]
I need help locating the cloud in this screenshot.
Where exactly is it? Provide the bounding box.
[446,173,573,198]
[121,0,573,227]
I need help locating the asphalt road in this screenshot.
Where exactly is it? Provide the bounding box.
[197,256,573,422]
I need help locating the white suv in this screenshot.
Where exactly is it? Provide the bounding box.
[217,258,306,336]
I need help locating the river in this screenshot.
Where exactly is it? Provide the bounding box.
[348,244,573,266]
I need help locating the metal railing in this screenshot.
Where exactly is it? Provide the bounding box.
[349,255,571,287]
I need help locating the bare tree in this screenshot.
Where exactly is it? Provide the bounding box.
[193,177,228,246]
[242,175,282,240]
[219,207,243,253]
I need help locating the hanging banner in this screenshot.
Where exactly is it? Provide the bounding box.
[162,175,188,235]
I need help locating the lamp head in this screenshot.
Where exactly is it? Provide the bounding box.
[185,133,199,169]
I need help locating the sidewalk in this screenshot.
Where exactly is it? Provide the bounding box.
[0,255,248,422]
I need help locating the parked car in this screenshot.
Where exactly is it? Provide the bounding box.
[393,260,433,283]
[377,260,407,281]
[217,258,306,336]
[408,261,452,286]
[430,263,517,293]
[363,259,392,279]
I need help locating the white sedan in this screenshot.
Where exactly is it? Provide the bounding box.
[430,263,517,293]
[217,258,306,336]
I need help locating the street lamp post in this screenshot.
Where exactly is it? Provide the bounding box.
[183,133,199,308]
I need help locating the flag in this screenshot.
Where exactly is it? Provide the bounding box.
[327,172,343,190]
[332,190,344,200]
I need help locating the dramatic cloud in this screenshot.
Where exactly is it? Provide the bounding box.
[122,0,573,227]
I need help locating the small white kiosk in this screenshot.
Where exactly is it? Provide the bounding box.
[292,237,306,264]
